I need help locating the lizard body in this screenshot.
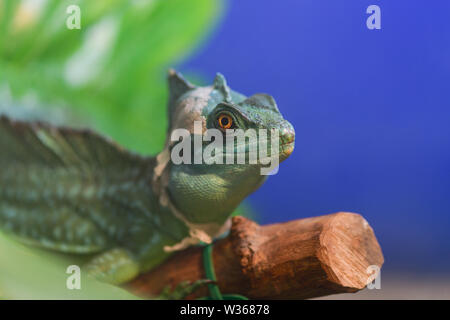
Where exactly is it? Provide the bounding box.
[0,70,295,285]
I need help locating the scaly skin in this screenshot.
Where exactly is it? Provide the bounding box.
[0,70,295,286]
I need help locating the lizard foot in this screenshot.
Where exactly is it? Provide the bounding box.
[85,248,140,285]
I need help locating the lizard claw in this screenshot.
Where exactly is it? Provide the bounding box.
[156,279,213,300]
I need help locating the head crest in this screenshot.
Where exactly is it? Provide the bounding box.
[213,73,232,103]
[238,94,279,112]
[168,69,195,106]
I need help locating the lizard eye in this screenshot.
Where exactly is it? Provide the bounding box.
[217,114,234,129]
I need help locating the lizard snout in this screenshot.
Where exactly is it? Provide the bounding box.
[279,122,295,161]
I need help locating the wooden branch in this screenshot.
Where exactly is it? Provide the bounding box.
[126,212,384,299]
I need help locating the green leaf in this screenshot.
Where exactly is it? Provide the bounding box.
[0,0,224,299]
[0,0,223,154]
[0,231,138,299]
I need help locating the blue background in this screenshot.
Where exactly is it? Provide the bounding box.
[182,0,450,273]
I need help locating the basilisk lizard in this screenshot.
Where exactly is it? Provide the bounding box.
[0,70,295,288]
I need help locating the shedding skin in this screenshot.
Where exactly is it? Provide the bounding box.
[0,70,295,290]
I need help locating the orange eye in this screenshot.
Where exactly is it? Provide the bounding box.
[217,114,233,129]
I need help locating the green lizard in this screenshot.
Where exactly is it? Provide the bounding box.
[0,70,295,290]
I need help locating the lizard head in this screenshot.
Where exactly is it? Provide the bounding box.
[167,70,295,164]
[163,69,295,227]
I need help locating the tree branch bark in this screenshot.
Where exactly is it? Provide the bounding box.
[126,212,384,299]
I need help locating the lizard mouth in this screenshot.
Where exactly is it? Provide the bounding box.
[280,141,294,161]
[221,140,295,160]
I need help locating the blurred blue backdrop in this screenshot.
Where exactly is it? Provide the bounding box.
[181,0,450,273]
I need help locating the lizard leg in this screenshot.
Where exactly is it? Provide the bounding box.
[86,247,210,299]
[85,248,140,285]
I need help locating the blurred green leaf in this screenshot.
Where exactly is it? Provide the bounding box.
[0,0,223,153]
[0,231,139,299]
[0,0,223,299]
